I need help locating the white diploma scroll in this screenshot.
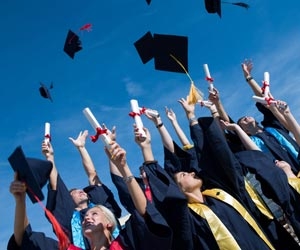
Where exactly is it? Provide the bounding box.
[139,107,159,118]
[198,100,213,106]
[130,100,146,138]
[203,64,214,92]
[252,96,276,105]
[44,122,51,143]
[263,72,270,97]
[82,107,111,147]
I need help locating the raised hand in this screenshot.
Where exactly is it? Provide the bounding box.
[10,172,26,201]
[69,130,88,148]
[165,107,177,122]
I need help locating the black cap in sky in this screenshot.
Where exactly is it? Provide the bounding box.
[134,32,188,74]
[63,29,82,59]
[134,31,154,64]
[39,82,53,102]
[8,146,53,203]
[205,0,222,17]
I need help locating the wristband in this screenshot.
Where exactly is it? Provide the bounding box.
[123,175,135,183]
[246,76,253,82]
[188,116,197,123]
[156,123,163,128]
[183,144,194,150]
[211,111,218,115]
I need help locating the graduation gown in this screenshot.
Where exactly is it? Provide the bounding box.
[7,203,172,250]
[111,161,193,250]
[46,174,122,248]
[190,117,300,249]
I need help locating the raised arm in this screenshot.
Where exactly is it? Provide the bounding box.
[42,141,58,190]
[219,120,261,151]
[276,101,300,145]
[208,87,230,122]
[9,173,28,246]
[134,125,155,162]
[69,130,101,186]
[165,107,193,149]
[105,141,147,216]
[144,110,174,153]
[241,60,263,97]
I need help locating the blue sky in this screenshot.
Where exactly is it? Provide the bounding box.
[1,0,300,247]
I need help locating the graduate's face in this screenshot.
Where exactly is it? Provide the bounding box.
[238,116,256,132]
[70,189,88,205]
[82,207,108,237]
[174,172,202,192]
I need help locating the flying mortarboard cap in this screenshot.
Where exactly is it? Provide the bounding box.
[8,146,53,203]
[153,33,188,73]
[146,0,151,4]
[63,29,82,59]
[134,31,154,64]
[205,0,221,17]
[39,82,53,102]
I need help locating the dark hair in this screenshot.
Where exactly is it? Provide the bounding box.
[69,188,78,194]
[237,116,246,126]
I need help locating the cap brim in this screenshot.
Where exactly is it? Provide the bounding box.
[8,146,46,203]
[134,31,154,64]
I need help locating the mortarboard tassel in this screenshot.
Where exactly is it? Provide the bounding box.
[170,54,203,104]
[27,185,72,250]
[222,1,250,9]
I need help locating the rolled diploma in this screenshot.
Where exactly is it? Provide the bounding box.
[252,95,276,105]
[44,122,50,143]
[139,107,159,117]
[198,100,213,106]
[203,64,214,91]
[263,72,270,97]
[82,107,111,146]
[130,100,146,138]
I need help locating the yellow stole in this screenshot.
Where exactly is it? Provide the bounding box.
[244,178,274,220]
[288,178,300,194]
[188,203,241,249]
[189,188,275,250]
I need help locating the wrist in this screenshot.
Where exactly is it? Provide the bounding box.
[245,75,253,82]
[156,122,164,128]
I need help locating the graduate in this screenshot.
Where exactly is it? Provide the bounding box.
[41,130,122,249]
[177,96,300,249]
[8,141,172,250]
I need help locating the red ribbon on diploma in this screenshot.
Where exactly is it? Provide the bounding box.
[91,127,107,142]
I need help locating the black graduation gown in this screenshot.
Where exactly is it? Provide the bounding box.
[45,174,122,248]
[111,161,194,250]
[255,102,300,174]
[190,117,300,249]
[7,203,172,250]
[235,149,300,238]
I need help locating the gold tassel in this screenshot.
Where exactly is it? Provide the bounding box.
[170,54,203,104]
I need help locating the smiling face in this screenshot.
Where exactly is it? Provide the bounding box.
[237,116,257,134]
[82,205,116,238]
[69,189,89,206]
[82,207,109,237]
[173,171,203,193]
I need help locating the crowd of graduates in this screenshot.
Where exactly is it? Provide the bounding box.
[7,61,300,250]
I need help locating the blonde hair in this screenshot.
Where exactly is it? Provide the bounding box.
[94,205,117,233]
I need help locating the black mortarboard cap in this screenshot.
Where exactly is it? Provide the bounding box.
[205,0,221,17]
[146,0,151,4]
[39,82,53,102]
[134,31,154,64]
[153,34,188,73]
[164,142,200,176]
[63,29,82,59]
[8,146,53,203]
